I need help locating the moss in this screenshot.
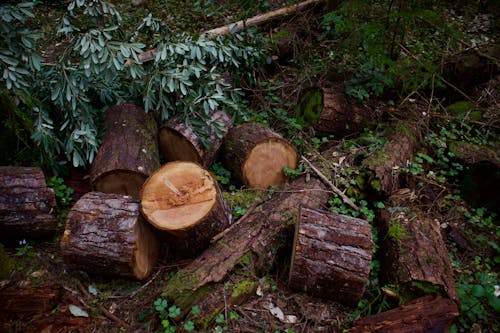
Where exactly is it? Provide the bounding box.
[295,89,323,126]
[387,218,408,244]
[400,281,447,303]
[0,243,15,279]
[161,268,209,315]
[230,280,257,304]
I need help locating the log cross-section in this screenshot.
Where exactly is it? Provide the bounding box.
[289,207,374,306]
[0,166,57,242]
[60,192,159,280]
[140,161,231,256]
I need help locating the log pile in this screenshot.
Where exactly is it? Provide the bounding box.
[0,166,57,242]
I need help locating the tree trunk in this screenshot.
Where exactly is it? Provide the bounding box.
[159,111,233,168]
[379,189,459,304]
[140,161,231,257]
[350,295,459,333]
[60,191,159,280]
[296,86,376,136]
[223,122,299,189]
[0,166,57,243]
[90,104,160,197]
[289,207,374,306]
[161,176,330,326]
[362,121,419,194]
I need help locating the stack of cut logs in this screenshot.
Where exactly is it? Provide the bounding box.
[0,93,461,331]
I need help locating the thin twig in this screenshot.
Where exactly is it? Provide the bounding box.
[301,156,360,211]
[128,268,162,298]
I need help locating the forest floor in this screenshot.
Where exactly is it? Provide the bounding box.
[1,1,499,332]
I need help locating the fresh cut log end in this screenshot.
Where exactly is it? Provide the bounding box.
[224,122,299,189]
[289,207,374,306]
[60,192,159,280]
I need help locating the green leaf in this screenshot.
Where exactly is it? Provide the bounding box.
[471,285,485,297]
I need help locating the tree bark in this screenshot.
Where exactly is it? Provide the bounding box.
[350,295,459,333]
[379,189,459,304]
[60,191,159,280]
[223,122,299,189]
[90,104,160,197]
[161,176,330,324]
[0,285,62,319]
[159,111,233,168]
[296,86,376,136]
[0,166,57,242]
[362,121,419,194]
[140,161,232,257]
[289,207,374,306]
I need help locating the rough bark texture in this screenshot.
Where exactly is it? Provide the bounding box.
[380,189,459,304]
[0,166,57,242]
[60,191,159,280]
[350,295,459,333]
[90,104,160,197]
[362,121,419,194]
[0,285,62,319]
[223,122,299,188]
[161,176,330,323]
[296,86,375,136]
[159,111,233,168]
[289,207,374,306]
[140,161,232,257]
[449,141,499,168]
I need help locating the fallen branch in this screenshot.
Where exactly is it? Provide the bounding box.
[301,156,359,211]
[126,0,325,66]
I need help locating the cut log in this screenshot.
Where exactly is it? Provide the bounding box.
[0,285,62,319]
[289,207,374,306]
[140,161,231,257]
[0,166,57,242]
[60,191,159,280]
[90,104,160,197]
[350,295,459,333]
[126,0,326,65]
[379,189,459,304]
[362,121,419,194]
[159,111,233,168]
[223,122,299,188]
[296,86,375,136]
[161,176,330,325]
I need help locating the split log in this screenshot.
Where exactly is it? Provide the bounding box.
[159,111,233,168]
[90,104,160,197]
[295,86,376,136]
[362,121,419,194]
[223,122,299,188]
[161,176,330,326]
[60,191,159,280]
[350,295,459,333]
[140,161,231,257]
[289,207,374,306]
[379,189,459,304]
[0,166,57,242]
[126,0,326,65]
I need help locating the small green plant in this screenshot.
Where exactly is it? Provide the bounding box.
[282,164,304,179]
[153,298,181,333]
[211,162,231,185]
[46,176,74,207]
[15,239,36,257]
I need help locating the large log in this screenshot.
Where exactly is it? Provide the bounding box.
[159,111,233,168]
[350,295,459,333]
[289,207,374,306]
[161,176,330,325]
[362,121,419,194]
[223,122,299,188]
[295,86,376,136]
[60,191,159,280]
[90,104,160,197]
[0,166,57,242]
[379,189,459,304]
[140,161,231,257]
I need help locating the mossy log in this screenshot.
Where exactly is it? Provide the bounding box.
[0,166,57,242]
[90,104,160,197]
[296,86,375,136]
[362,121,419,194]
[379,189,459,304]
[159,111,233,168]
[223,122,299,188]
[60,191,159,280]
[161,176,330,325]
[350,295,459,333]
[140,161,231,257]
[289,207,374,306]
